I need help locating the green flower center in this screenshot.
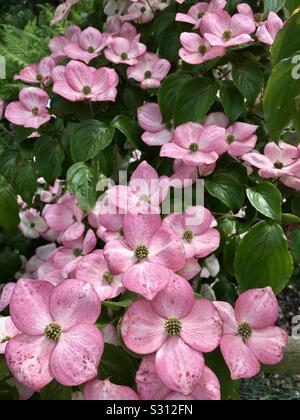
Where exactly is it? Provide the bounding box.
[198,44,207,55]
[45,323,62,341]
[274,161,283,169]
[82,85,92,95]
[226,134,236,144]
[1,336,11,344]
[144,71,152,79]
[103,271,114,284]
[36,74,43,82]
[73,248,82,257]
[189,143,199,153]
[88,46,95,53]
[223,30,233,41]
[119,228,124,237]
[198,11,205,19]
[183,230,194,242]
[254,13,263,23]
[134,245,149,260]
[237,322,253,340]
[32,107,39,116]
[121,52,128,61]
[165,318,182,336]
[30,223,36,229]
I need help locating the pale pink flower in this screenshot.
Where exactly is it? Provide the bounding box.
[104,213,186,300]
[243,141,300,179]
[160,123,227,167]
[40,180,62,203]
[237,3,264,27]
[6,279,104,390]
[104,36,146,65]
[102,324,120,346]
[177,258,201,281]
[14,57,56,86]
[104,0,130,16]
[225,122,258,157]
[256,12,284,45]
[0,317,20,353]
[19,209,48,239]
[163,206,220,259]
[53,60,119,102]
[214,287,288,380]
[121,274,222,395]
[51,0,80,25]
[204,111,229,128]
[107,16,139,42]
[137,354,220,400]
[75,250,124,301]
[5,88,51,129]
[0,283,16,312]
[6,378,34,401]
[84,379,140,400]
[64,27,112,64]
[127,53,171,89]
[43,193,85,242]
[52,230,97,278]
[138,103,173,146]
[122,1,155,23]
[281,174,300,191]
[103,161,169,215]
[49,26,81,61]
[26,244,57,279]
[200,10,256,47]
[179,33,226,65]
[176,0,226,29]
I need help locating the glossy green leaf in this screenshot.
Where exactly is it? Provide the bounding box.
[246,182,282,222]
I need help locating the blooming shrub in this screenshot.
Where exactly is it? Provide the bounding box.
[0,0,300,401]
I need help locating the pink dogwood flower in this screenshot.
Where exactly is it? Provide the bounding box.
[243,142,300,179]
[136,354,220,400]
[52,230,97,278]
[19,209,48,239]
[49,26,81,61]
[204,111,229,128]
[177,258,201,281]
[214,287,288,380]
[104,36,146,65]
[103,161,169,215]
[237,3,264,27]
[179,33,226,65]
[5,88,51,129]
[176,0,226,29]
[43,193,85,242]
[0,317,20,354]
[64,27,112,64]
[127,53,171,89]
[163,206,220,260]
[121,274,222,394]
[256,12,284,46]
[122,1,155,23]
[39,180,62,203]
[52,60,119,102]
[138,103,174,146]
[104,213,186,300]
[51,0,80,25]
[104,0,130,17]
[281,173,300,191]
[107,16,140,42]
[14,57,56,86]
[6,279,104,390]
[75,250,124,301]
[84,379,140,400]
[200,10,256,47]
[26,244,57,279]
[0,283,16,312]
[225,122,258,157]
[160,123,227,167]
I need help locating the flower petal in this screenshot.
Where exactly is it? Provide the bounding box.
[84,379,140,400]
[247,326,288,365]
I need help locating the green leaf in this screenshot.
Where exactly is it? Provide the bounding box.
[0,247,22,283]
[13,161,37,204]
[206,174,245,213]
[111,115,144,149]
[286,0,300,13]
[158,72,193,122]
[0,176,20,231]
[0,357,10,381]
[282,213,300,224]
[232,57,264,104]
[263,0,286,16]
[223,236,240,276]
[271,11,300,66]
[291,228,300,263]
[174,77,218,126]
[246,182,282,222]
[102,299,135,311]
[35,136,65,184]
[98,344,138,387]
[219,81,245,124]
[235,221,293,293]
[40,381,72,401]
[263,54,300,139]
[158,25,181,62]
[67,162,97,211]
[70,120,115,162]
